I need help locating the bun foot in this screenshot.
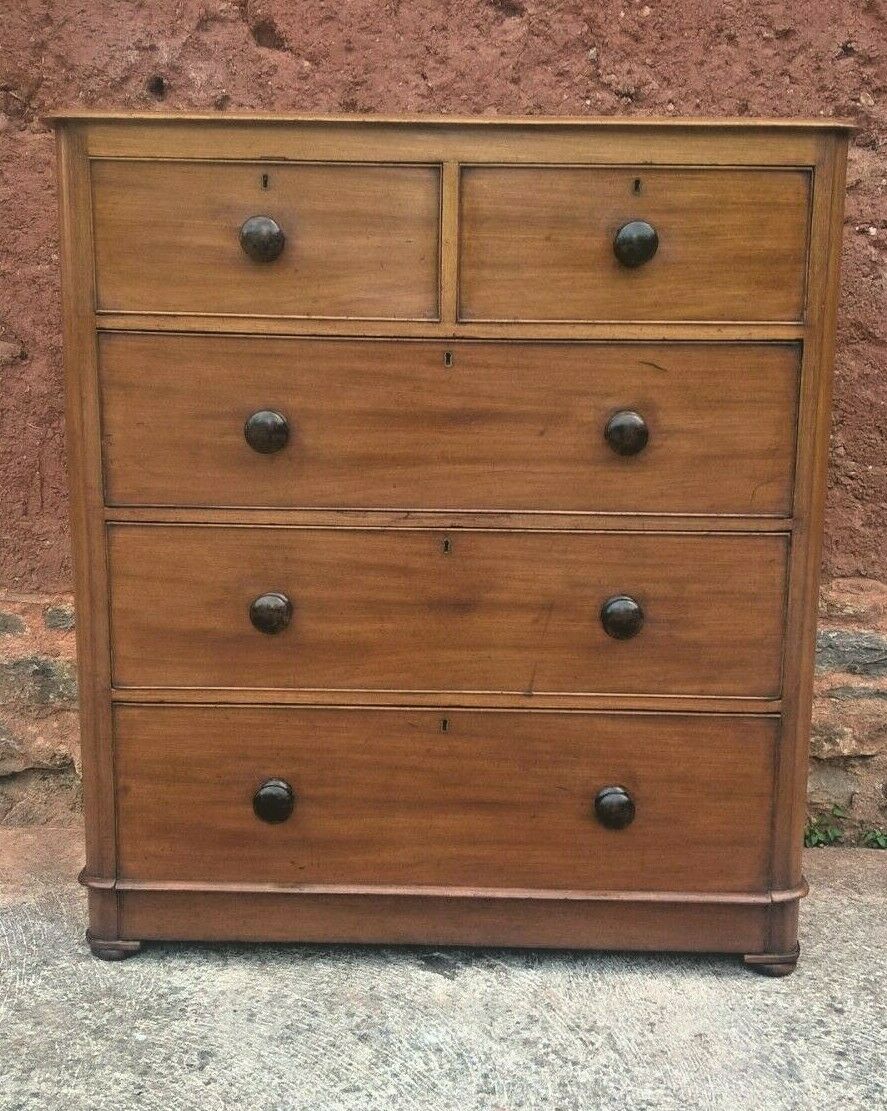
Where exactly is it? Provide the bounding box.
[86,930,143,961]
[743,943,800,977]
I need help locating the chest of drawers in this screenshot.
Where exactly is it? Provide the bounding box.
[52,113,849,974]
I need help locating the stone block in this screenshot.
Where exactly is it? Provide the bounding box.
[0,655,78,710]
[815,629,887,677]
[0,612,26,635]
[43,604,75,631]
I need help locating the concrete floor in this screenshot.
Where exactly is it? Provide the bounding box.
[0,830,884,1111]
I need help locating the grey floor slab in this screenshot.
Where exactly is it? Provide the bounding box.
[0,829,884,1111]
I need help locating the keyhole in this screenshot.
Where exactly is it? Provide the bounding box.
[442,537,451,554]
[633,177,642,194]
[443,351,454,368]
[440,718,449,733]
[261,173,270,189]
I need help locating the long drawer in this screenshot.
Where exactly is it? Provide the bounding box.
[99,335,800,515]
[91,160,441,319]
[107,526,788,697]
[460,166,810,322]
[114,706,777,892]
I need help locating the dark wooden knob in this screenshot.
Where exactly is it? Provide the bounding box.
[244,410,289,454]
[605,410,649,456]
[240,215,285,262]
[594,786,636,830]
[600,595,644,639]
[249,592,292,635]
[613,220,659,267]
[253,778,295,823]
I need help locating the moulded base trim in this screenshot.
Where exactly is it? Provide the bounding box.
[113,888,784,954]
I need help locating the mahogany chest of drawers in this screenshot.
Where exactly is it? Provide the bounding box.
[52,113,849,974]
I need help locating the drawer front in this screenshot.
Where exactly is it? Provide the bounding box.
[99,335,799,515]
[460,167,810,322]
[91,160,440,319]
[114,706,776,892]
[108,526,788,696]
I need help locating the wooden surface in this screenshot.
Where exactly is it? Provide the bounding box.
[460,167,810,322]
[99,335,800,515]
[92,160,440,319]
[52,115,848,959]
[95,316,807,341]
[107,526,789,697]
[104,507,793,533]
[55,124,121,943]
[114,706,776,891]
[772,132,851,897]
[118,890,770,951]
[46,109,855,127]
[62,114,846,169]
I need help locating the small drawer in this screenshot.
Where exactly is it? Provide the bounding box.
[91,160,440,319]
[99,335,799,516]
[459,167,810,322]
[107,526,788,697]
[114,706,777,892]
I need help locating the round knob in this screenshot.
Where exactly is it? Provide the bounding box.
[253,778,295,823]
[244,410,289,454]
[249,592,292,635]
[594,786,636,830]
[613,220,659,268]
[600,595,644,640]
[605,410,649,456]
[240,215,285,262]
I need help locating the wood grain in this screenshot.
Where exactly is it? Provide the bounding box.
[97,317,807,340]
[460,167,810,322]
[114,706,777,892]
[47,109,854,127]
[107,525,789,697]
[103,506,795,533]
[119,889,769,952]
[91,160,440,319]
[771,131,851,895]
[63,114,843,170]
[99,335,800,515]
[110,689,782,713]
[55,123,120,941]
